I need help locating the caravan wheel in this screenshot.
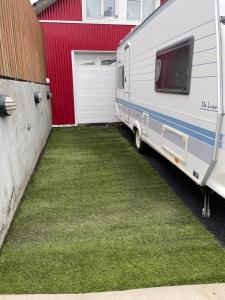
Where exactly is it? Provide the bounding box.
[135,129,146,153]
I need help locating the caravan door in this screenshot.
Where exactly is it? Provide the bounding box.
[124,43,130,123]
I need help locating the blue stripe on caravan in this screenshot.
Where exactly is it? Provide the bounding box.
[116,98,216,147]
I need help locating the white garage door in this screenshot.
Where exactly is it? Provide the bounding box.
[73,52,119,125]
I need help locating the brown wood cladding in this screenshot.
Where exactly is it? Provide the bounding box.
[0,0,47,84]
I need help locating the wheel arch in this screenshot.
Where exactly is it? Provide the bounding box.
[133,121,142,136]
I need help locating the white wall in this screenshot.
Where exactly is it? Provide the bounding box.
[0,79,52,247]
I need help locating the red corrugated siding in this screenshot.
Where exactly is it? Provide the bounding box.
[39,0,166,20]
[42,23,133,125]
[39,0,82,20]
[39,0,165,125]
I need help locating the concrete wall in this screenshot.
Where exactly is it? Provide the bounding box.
[0,79,52,247]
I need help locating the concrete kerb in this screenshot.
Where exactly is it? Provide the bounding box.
[0,284,225,300]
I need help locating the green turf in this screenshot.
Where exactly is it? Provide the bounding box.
[0,126,225,294]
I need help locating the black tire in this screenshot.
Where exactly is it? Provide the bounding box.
[135,129,147,153]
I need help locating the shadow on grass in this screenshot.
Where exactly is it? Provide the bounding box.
[118,123,225,246]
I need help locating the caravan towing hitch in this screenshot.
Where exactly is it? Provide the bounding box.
[202,187,211,218]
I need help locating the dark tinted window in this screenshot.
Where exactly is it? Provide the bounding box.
[155,37,194,94]
[117,65,124,89]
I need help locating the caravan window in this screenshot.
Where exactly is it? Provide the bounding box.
[155,37,194,94]
[117,66,124,89]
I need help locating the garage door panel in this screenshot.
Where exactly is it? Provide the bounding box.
[77,83,115,90]
[74,52,119,124]
[79,108,117,115]
[79,112,118,123]
[80,102,115,109]
[79,103,116,111]
[78,71,115,77]
[79,92,115,96]
[79,99,115,106]
[74,114,118,123]
[78,81,115,89]
[78,84,115,90]
[79,92,115,98]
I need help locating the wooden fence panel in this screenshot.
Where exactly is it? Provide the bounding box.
[0,0,47,84]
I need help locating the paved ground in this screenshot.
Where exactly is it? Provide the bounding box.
[118,124,225,245]
[0,284,225,300]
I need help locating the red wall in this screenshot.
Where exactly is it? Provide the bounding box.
[40,0,165,125]
[39,0,166,20]
[42,23,133,125]
[39,0,82,20]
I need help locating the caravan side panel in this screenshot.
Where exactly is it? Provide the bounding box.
[116,0,220,185]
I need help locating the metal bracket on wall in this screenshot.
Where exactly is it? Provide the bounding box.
[0,94,16,117]
[220,16,225,24]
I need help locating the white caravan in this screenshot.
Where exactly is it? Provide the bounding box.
[116,0,225,217]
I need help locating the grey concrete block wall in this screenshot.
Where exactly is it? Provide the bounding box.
[0,79,52,247]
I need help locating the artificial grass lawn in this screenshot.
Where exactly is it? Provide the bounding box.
[0,126,225,294]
